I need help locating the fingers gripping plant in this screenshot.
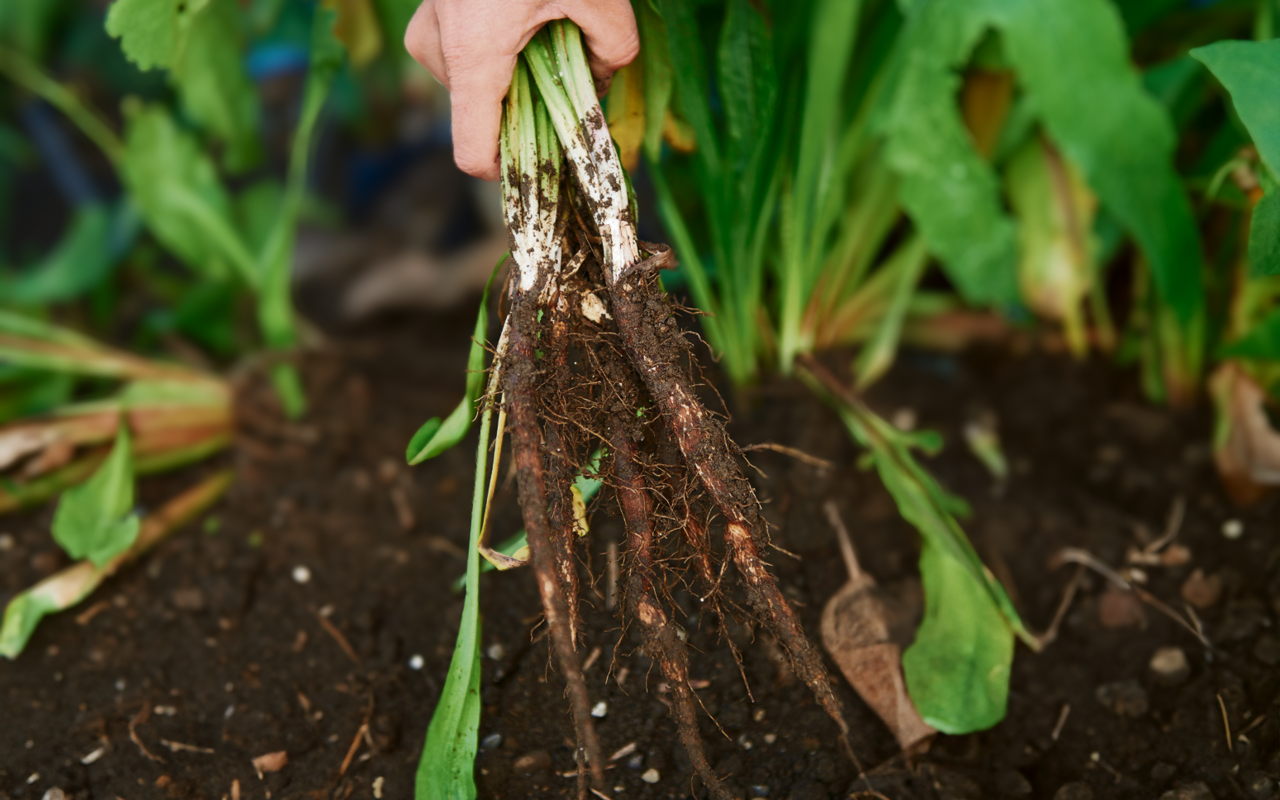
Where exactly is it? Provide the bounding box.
[417,20,849,800]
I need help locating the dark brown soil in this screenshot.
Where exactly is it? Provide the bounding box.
[3,305,1279,800]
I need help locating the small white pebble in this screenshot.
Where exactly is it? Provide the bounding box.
[79,747,105,765]
[25,740,34,749]
[641,768,660,784]
[153,705,176,716]
[614,786,626,794]
[373,776,384,799]
[40,789,65,800]
[27,774,39,785]
[481,733,503,750]
[891,408,917,431]
[115,678,126,692]
[409,654,425,670]
[0,533,14,551]
[1222,519,1244,540]
[291,565,312,584]
[225,705,235,719]
[738,734,753,751]
[752,708,766,722]
[487,643,507,660]
[591,701,608,718]
[225,682,234,692]
[1090,752,1100,762]
[763,733,777,745]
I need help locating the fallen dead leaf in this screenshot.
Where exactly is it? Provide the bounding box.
[820,502,934,754]
[252,750,288,777]
[1209,362,1280,505]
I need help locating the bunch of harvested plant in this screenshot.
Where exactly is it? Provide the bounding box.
[417,20,847,800]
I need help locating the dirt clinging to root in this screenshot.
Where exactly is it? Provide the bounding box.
[495,218,846,799]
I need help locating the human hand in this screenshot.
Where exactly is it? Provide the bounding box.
[405,0,640,181]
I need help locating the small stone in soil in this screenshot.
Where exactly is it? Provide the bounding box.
[591,701,607,718]
[41,790,66,800]
[512,750,551,775]
[1160,781,1215,800]
[1253,634,1280,666]
[480,733,502,750]
[641,768,660,784]
[1098,586,1146,628]
[486,643,506,660]
[0,532,14,551]
[408,654,424,670]
[1222,519,1244,539]
[750,785,770,798]
[1054,781,1094,800]
[291,565,311,584]
[1149,646,1190,685]
[1095,679,1149,717]
[1181,569,1221,609]
[626,754,643,769]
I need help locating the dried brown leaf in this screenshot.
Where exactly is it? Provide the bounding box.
[1210,362,1280,505]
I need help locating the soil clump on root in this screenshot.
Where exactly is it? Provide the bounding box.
[496,226,845,798]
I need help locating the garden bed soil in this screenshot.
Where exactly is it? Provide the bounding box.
[2,305,1279,800]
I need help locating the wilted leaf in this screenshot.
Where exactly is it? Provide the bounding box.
[52,422,138,567]
[821,503,935,753]
[1005,135,1097,354]
[328,0,384,67]
[606,61,646,172]
[1209,361,1280,505]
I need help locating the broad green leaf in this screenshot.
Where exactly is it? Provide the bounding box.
[655,0,720,177]
[886,0,1203,318]
[407,256,504,465]
[903,541,1015,733]
[121,104,258,285]
[52,423,139,568]
[996,0,1203,322]
[881,3,1018,307]
[3,204,115,305]
[1192,40,1280,179]
[1249,190,1280,277]
[416,397,493,800]
[105,0,214,71]
[174,0,261,171]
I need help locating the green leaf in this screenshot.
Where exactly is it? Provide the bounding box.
[1220,303,1280,361]
[0,588,64,659]
[1192,40,1280,179]
[372,0,419,54]
[1249,190,1280,277]
[854,236,929,389]
[0,0,66,59]
[881,3,1018,307]
[903,541,1015,733]
[2,204,115,305]
[416,392,493,800]
[407,256,504,465]
[717,0,776,188]
[51,422,139,568]
[634,0,673,160]
[886,0,1203,319]
[173,0,261,171]
[105,0,213,71]
[996,0,1203,322]
[120,103,258,285]
[270,363,307,420]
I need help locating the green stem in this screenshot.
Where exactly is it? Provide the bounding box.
[0,47,124,166]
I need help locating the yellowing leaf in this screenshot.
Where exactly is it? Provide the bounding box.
[326,0,384,67]
[606,61,646,172]
[1006,135,1097,355]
